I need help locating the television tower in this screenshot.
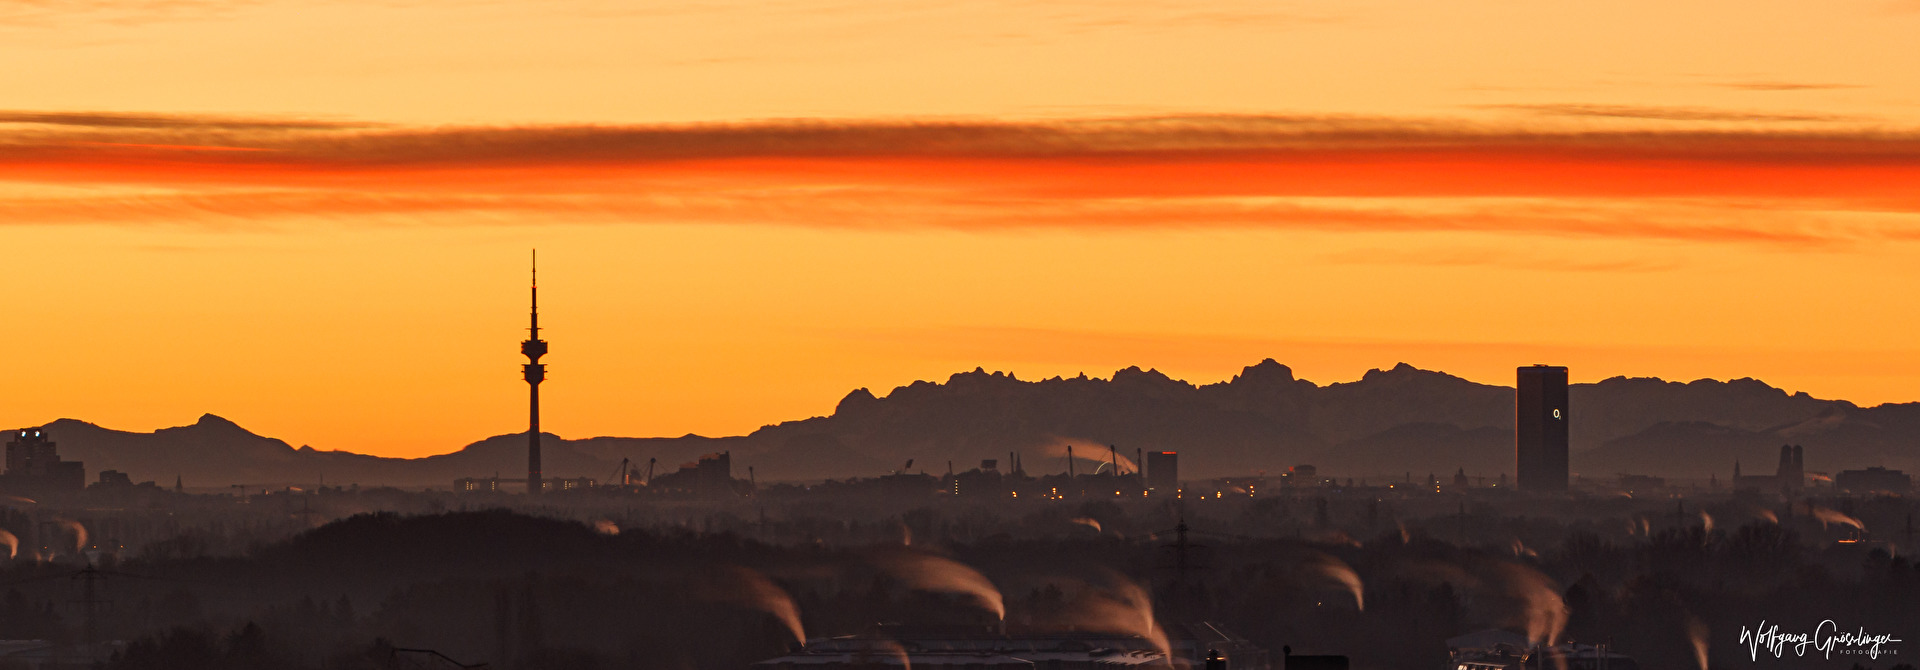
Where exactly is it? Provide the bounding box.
[522,250,548,495]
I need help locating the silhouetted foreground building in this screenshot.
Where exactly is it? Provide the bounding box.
[1515,366,1568,492]
[1147,451,1178,495]
[648,452,740,498]
[3,427,84,494]
[756,624,1269,670]
[1777,444,1804,493]
[455,476,506,493]
[454,475,595,493]
[1281,465,1317,488]
[1733,444,1805,494]
[1835,466,1910,494]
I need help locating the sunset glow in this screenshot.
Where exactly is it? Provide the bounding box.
[6,0,1920,456]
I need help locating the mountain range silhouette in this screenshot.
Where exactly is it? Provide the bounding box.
[29,359,1920,487]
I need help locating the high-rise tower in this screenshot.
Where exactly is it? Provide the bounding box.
[522,251,548,495]
[1515,365,1569,492]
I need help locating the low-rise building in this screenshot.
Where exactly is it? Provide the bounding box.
[1835,467,1911,494]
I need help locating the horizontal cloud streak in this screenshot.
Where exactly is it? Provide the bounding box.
[8,111,1920,163]
[0,191,1854,243]
[1716,81,1864,91]
[1,111,1918,244]
[0,111,375,131]
[1480,103,1858,123]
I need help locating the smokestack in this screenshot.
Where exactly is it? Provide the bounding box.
[1135,448,1142,476]
[1109,445,1118,478]
[1067,445,1075,478]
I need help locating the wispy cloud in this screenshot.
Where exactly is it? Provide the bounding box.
[1,111,1917,245]
[0,111,374,131]
[1480,103,1859,123]
[1716,81,1864,92]
[1318,245,1682,273]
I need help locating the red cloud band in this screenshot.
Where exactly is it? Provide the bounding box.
[0,112,1916,241]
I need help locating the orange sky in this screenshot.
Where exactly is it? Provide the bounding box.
[4,0,1920,457]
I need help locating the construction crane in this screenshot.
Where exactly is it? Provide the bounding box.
[643,458,656,486]
[608,458,631,488]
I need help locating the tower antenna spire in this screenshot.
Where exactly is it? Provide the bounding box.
[530,249,539,339]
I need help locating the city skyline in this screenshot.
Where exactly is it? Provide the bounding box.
[10,353,1920,461]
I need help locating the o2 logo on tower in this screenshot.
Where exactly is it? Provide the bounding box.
[1552,409,1563,419]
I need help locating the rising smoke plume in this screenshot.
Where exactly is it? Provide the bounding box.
[1688,616,1710,670]
[1040,439,1138,475]
[1301,553,1365,611]
[1052,569,1172,662]
[1395,558,1563,646]
[869,639,911,670]
[1487,561,1567,646]
[872,551,1005,620]
[57,518,87,554]
[1070,518,1103,533]
[1809,506,1864,531]
[1307,529,1362,548]
[715,566,807,644]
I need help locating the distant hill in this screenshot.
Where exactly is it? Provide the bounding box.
[40,414,734,489]
[23,360,1920,486]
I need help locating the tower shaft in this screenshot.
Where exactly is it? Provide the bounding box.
[528,379,541,493]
